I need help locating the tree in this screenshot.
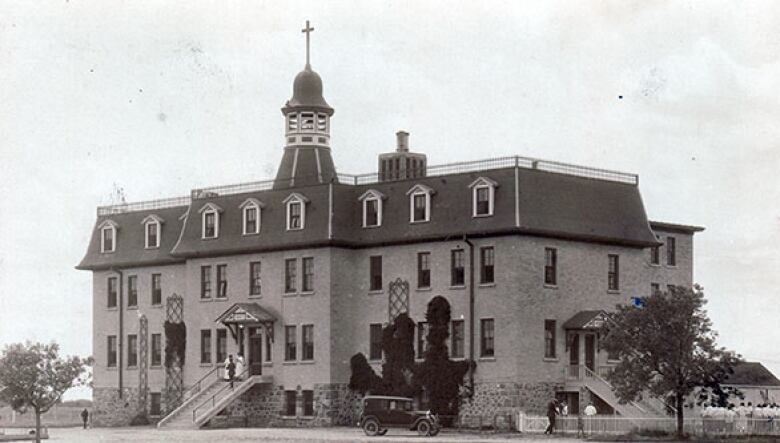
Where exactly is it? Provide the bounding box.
[415,296,473,420]
[348,353,382,394]
[600,285,740,437]
[0,342,91,443]
[380,313,417,397]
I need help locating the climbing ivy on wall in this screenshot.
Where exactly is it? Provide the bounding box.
[163,321,186,368]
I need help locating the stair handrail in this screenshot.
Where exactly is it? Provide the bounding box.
[191,367,250,423]
[156,365,227,428]
[582,366,649,414]
[182,365,223,401]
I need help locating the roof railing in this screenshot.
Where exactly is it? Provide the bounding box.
[97,155,638,215]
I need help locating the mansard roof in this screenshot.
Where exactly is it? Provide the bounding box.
[78,158,665,270]
[77,205,187,270]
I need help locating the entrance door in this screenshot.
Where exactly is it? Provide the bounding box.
[584,334,596,373]
[249,331,263,376]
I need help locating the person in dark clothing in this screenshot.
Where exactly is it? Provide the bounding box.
[80,408,89,429]
[544,398,558,434]
[226,355,236,388]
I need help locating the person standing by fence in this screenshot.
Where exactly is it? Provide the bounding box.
[544,398,558,435]
[583,401,597,435]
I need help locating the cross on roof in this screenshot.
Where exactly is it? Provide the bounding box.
[301,20,314,68]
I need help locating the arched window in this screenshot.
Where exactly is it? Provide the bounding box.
[141,214,164,249]
[358,189,386,228]
[199,203,223,239]
[239,198,264,235]
[406,184,435,223]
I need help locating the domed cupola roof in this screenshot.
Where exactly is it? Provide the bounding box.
[283,65,333,115]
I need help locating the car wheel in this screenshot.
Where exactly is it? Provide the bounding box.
[429,427,440,436]
[417,419,432,436]
[378,428,388,436]
[363,418,380,436]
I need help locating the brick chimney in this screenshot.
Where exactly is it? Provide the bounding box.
[396,131,409,152]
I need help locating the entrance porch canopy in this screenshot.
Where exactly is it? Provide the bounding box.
[215,302,276,342]
[563,310,611,330]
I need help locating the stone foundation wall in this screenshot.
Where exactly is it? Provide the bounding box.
[215,383,363,428]
[92,387,142,427]
[458,381,561,428]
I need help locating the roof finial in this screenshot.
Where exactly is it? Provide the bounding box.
[301,20,314,69]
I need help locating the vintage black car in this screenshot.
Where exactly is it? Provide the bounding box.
[358,395,440,436]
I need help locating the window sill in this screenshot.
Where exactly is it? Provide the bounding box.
[248,294,262,299]
[479,282,496,288]
[665,264,678,269]
[416,287,432,292]
[282,361,298,366]
[200,298,214,303]
[106,306,118,311]
[281,415,297,420]
[150,365,163,370]
[606,359,620,364]
[543,357,559,362]
[607,290,621,294]
[409,220,430,224]
[127,366,138,371]
[262,362,273,367]
[299,415,316,420]
[367,290,383,295]
[241,232,260,237]
[369,359,382,364]
[144,246,160,250]
[150,304,163,309]
[544,284,558,290]
[214,297,229,302]
[472,213,493,218]
[107,366,118,371]
[100,251,116,255]
[127,306,138,310]
[478,357,496,362]
[283,292,298,298]
[201,236,219,241]
[362,224,381,229]
[300,291,315,296]
[286,228,304,232]
[449,285,466,290]
[299,360,316,365]
[451,357,466,361]
[649,263,661,267]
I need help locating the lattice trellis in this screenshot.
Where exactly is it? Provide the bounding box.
[164,293,184,413]
[138,314,148,416]
[388,278,410,322]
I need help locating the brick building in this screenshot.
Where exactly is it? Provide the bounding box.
[77,27,703,428]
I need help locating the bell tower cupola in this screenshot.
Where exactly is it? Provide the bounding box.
[274,20,337,189]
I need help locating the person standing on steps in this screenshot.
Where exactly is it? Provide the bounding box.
[225,354,236,388]
[235,352,245,381]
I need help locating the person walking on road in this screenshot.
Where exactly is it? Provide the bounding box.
[80,408,89,429]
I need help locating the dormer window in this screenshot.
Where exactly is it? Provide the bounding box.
[98,220,118,253]
[141,215,164,249]
[406,184,435,223]
[198,203,223,239]
[283,193,309,231]
[469,177,498,217]
[358,190,386,228]
[239,198,264,235]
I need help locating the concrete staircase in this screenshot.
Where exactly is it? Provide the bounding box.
[157,371,272,429]
[565,366,673,418]
[157,379,227,429]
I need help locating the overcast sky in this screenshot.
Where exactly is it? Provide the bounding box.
[1,1,779,400]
